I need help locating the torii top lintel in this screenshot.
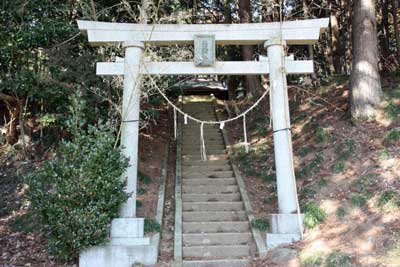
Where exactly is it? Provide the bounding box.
[77,18,329,46]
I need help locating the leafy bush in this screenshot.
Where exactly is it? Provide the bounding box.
[302,203,327,229]
[26,98,129,261]
[251,218,269,231]
[144,218,161,233]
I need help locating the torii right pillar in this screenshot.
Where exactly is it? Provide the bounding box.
[264,38,304,248]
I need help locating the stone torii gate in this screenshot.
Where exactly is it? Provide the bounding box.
[77,18,328,266]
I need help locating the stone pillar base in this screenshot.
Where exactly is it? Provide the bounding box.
[79,235,158,267]
[80,218,159,267]
[266,214,304,249]
[111,218,144,238]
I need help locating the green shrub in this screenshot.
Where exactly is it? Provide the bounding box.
[325,252,351,267]
[144,218,161,233]
[302,203,327,229]
[251,218,270,231]
[26,123,129,261]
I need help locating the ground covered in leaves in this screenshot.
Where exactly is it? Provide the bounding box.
[225,75,400,267]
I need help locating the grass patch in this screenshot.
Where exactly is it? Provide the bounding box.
[350,194,367,208]
[251,218,270,231]
[384,100,400,120]
[352,173,377,198]
[261,173,275,183]
[144,218,161,233]
[336,206,346,218]
[297,146,313,157]
[335,140,356,161]
[378,148,390,161]
[332,140,357,173]
[317,178,328,188]
[385,129,400,143]
[325,251,351,267]
[302,203,327,229]
[301,253,324,267]
[300,186,317,201]
[378,191,400,209]
[315,127,330,143]
[332,161,345,173]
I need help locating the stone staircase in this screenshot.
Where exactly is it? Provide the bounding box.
[178,97,253,267]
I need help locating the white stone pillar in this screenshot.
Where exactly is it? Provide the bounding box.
[264,39,303,248]
[120,41,145,218]
[265,39,297,214]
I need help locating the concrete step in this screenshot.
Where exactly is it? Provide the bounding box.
[182,185,239,194]
[182,193,241,202]
[183,135,221,139]
[182,211,247,222]
[182,165,232,172]
[183,259,250,267]
[183,232,252,246]
[182,159,230,166]
[182,154,228,162]
[183,202,244,212]
[183,221,250,234]
[182,171,234,179]
[182,149,226,156]
[183,131,221,135]
[183,245,250,258]
[182,142,225,148]
[182,178,236,186]
[182,146,226,153]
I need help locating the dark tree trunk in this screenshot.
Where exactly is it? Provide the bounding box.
[238,0,263,97]
[392,0,400,58]
[380,0,391,58]
[223,0,239,99]
[350,0,383,119]
[330,1,343,74]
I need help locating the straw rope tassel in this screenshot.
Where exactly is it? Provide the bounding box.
[173,108,177,140]
[200,122,207,161]
[243,115,249,153]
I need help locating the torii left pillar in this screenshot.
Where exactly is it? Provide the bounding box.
[110,41,147,239]
[80,41,157,267]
